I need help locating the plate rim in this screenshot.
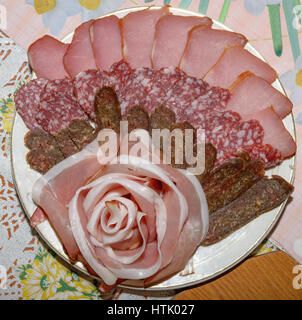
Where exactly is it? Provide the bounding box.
[10,5,297,292]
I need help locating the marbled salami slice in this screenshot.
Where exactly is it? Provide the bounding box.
[73,69,112,121]
[36,94,89,136]
[117,67,156,113]
[145,67,187,114]
[163,74,209,115]
[108,60,133,95]
[14,78,48,131]
[40,78,75,100]
[179,105,279,168]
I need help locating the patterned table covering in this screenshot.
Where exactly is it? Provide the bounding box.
[0,0,302,300]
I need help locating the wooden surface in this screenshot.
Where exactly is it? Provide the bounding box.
[173,251,302,300]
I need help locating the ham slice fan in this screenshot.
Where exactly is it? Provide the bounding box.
[28,35,69,80]
[152,14,212,69]
[31,137,209,286]
[63,20,97,78]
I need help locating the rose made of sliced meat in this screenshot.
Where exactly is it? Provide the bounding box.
[32,131,208,286]
[68,155,208,286]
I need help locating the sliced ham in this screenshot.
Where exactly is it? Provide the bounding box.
[241,107,296,159]
[30,207,48,228]
[32,139,104,261]
[179,26,247,79]
[90,15,123,71]
[122,6,170,68]
[204,46,277,88]
[63,20,97,78]
[152,15,212,69]
[227,74,293,119]
[28,35,69,80]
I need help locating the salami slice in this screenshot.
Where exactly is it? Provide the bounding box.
[74,69,112,121]
[163,73,209,116]
[240,144,282,168]
[36,93,89,136]
[179,105,280,168]
[40,78,75,99]
[14,78,48,131]
[108,60,133,94]
[15,59,291,170]
[116,67,156,113]
[145,67,187,114]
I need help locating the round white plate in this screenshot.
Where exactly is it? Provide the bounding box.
[11,6,296,291]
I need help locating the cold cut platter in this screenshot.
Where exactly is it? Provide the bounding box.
[11,6,296,291]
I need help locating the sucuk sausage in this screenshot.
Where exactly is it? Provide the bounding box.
[201,176,294,246]
[149,105,176,132]
[201,156,248,196]
[55,129,79,157]
[94,86,121,132]
[25,130,61,154]
[125,105,150,133]
[25,130,65,174]
[67,119,97,150]
[26,149,64,174]
[205,159,265,214]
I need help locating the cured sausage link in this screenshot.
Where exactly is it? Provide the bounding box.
[67,119,97,150]
[55,129,79,157]
[201,157,247,195]
[201,176,294,246]
[24,130,65,174]
[26,150,64,174]
[205,159,265,214]
[124,105,150,133]
[24,130,61,153]
[94,86,121,132]
[150,105,176,131]
[196,143,217,183]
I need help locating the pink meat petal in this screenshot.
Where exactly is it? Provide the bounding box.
[145,168,208,286]
[32,140,106,261]
[28,35,69,80]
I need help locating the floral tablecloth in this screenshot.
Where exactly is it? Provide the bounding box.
[0,0,302,300]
